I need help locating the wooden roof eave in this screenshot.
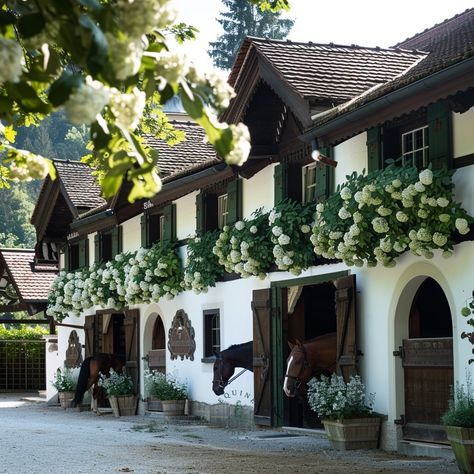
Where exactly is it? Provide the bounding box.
[30,179,60,242]
[0,252,25,305]
[303,57,474,147]
[58,179,80,219]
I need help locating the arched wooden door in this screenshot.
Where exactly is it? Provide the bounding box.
[401,277,453,443]
[148,315,166,374]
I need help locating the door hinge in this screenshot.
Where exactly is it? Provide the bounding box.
[394,414,406,426]
[393,346,404,359]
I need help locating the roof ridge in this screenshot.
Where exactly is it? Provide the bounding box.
[394,7,474,47]
[0,247,35,253]
[249,36,426,55]
[53,158,89,166]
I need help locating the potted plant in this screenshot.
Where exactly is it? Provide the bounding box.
[307,374,381,450]
[51,367,78,409]
[144,370,187,416]
[98,369,136,417]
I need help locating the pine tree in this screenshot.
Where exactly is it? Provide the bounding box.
[209,0,294,70]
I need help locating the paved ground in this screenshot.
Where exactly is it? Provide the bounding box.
[0,392,459,474]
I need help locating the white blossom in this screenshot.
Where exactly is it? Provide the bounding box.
[0,38,24,83]
[235,221,245,231]
[107,34,145,80]
[225,123,251,166]
[419,169,433,186]
[109,87,145,131]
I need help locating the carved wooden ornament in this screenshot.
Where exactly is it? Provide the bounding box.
[65,330,83,368]
[168,309,196,361]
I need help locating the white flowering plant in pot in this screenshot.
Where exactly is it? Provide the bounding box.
[182,230,223,293]
[144,370,187,401]
[307,374,375,421]
[311,166,472,268]
[213,208,274,279]
[98,369,134,397]
[51,367,78,392]
[269,200,314,275]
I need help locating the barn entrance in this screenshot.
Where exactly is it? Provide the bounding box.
[400,277,453,443]
[252,271,357,428]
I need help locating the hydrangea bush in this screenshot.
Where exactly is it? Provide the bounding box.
[213,209,273,278]
[307,374,375,420]
[311,166,472,267]
[47,242,182,321]
[182,230,223,293]
[270,200,314,275]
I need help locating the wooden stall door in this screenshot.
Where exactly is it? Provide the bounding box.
[252,289,272,426]
[402,337,453,443]
[84,315,95,358]
[124,309,140,394]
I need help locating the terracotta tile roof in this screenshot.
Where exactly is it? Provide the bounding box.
[143,121,221,182]
[54,160,106,210]
[0,249,57,302]
[311,8,474,129]
[230,37,427,103]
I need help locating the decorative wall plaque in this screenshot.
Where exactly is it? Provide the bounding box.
[168,309,196,361]
[65,330,83,368]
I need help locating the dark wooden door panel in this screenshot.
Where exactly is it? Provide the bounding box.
[124,309,140,393]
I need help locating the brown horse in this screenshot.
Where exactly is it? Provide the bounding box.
[71,353,124,411]
[283,333,337,398]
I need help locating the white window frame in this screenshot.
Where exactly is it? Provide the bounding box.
[402,125,429,168]
[217,193,228,229]
[302,163,317,204]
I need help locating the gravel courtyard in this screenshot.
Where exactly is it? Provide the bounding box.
[0,393,459,474]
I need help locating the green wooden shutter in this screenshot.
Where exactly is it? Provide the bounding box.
[428,101,452,170]
[94,233,101,263]
[111,226,122,258]
[314,146,332,203]
[141,214,149,248]
[287,163,302,203]
[78,238,88,268]
[367,127,382,173]
[274,163,287,205]
[196,192,205,236]
[64,245,70,271]
[226,178,242,226]
[162,204,176,245]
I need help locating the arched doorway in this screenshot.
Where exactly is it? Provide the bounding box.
[148,315,166,374]
[401,277,453,443]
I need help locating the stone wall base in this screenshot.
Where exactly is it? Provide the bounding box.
[190,401,255,430]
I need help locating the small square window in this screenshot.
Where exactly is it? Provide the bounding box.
[217,194,228,229]
[302,163,317,204]
[402,126,429,168]
[203,309,221,358]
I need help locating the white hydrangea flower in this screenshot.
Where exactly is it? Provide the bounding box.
[154,50,189,84]
[392,179,402,188]
[338,207,351,220]
[225,123,251,166]
[8,151,49,181]
[340,187,352,200]
[414,181,426,193]
[455,218,469,234]
[419,169,433,186]
[0,38,24,83]
[316,203,324,213]
[64,76,110,125]
[417,228,432,242]
[109,87,145,131]
[107,34,144,80]
[300,224,311,234]
[436,197,449,208]
[417,209,428,219]
[379,238,392,253]
[372,217,389,234]
[278,234,290,246]
[250,225,258,234]
[235,221,245,231]
[432,232,448,247]
[205,69,236,109]
[272,226,283,237]
[439,214,450,223]
[396,211,408,223]
[377,206,392,217]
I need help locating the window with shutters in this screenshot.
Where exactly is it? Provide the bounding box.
[203,309,220,360]
[95,227,122,263]
[196,179,241,235]
[217,194,228,229]
[65,238,88,271]
[401,126,429,168]
[302,163,317,204]
[141,204,175,248]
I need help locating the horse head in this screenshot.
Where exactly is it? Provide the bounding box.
[283,340,312,398]
[212,353,235,396]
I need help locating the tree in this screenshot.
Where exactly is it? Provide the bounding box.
[209,0,294,70]
[0,0,289,203]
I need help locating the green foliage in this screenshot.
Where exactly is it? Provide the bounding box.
[144,369,187,400]
[51,367,78,392]
[311,166,473,268]
[98,368,134,397]
[307,374,375,421]
[461,291,474,364]
[209,0,294,69]
[0,325,48,340]
[442,373,474,427]
[183,229,223,293]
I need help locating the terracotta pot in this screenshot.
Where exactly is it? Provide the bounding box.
[322,417,381,450]
[161,399,186,416]
[58,391,75,409]
[445,425,474,473]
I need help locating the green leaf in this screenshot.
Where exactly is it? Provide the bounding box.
[48,73,83,107]
[75,0,103,10]
[102,173,123,197]
[17,13,45,38]
[6,82,50,113]
[79,15,108,74]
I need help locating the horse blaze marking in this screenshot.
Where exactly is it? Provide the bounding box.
[283,355,294,395]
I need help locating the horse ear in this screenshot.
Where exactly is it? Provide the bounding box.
[288,341,295,350]
[295,339,303,347]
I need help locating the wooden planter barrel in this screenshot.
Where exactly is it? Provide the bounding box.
[161,399,185,416]
[109,395,137,417]
[322,417,381,450]
[58,391,75,409]
[445,426,474,473]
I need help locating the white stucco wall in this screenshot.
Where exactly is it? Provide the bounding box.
[176,191,198,240]
[242,164,275,218]
[334,132,368,185]
[121,215,141,252]
[453,107,474,158]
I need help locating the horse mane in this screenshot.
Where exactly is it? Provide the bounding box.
[226,341,252,351]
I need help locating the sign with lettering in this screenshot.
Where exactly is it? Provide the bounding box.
[168,309,196,361]
[143,200,154,210]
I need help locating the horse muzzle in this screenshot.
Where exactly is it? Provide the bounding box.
[212,383,225,396]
